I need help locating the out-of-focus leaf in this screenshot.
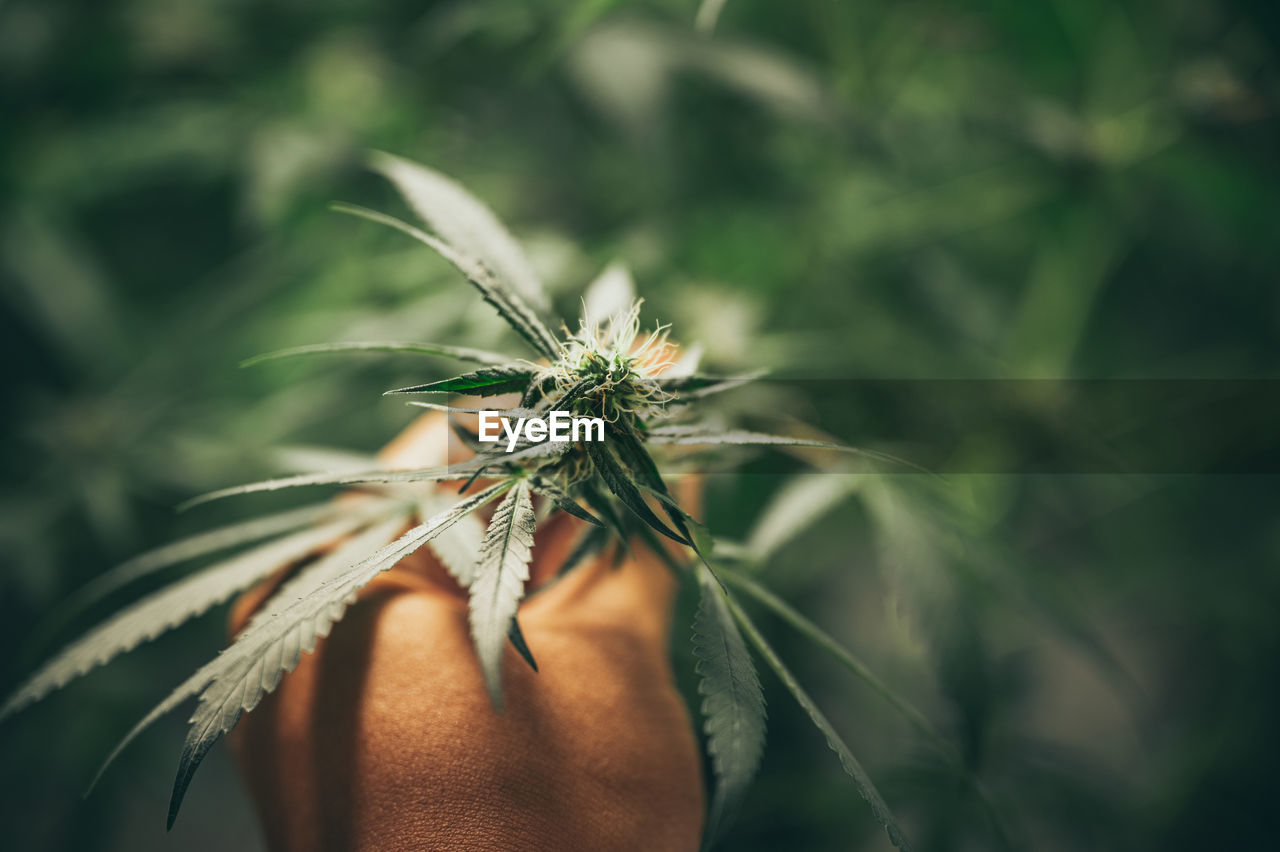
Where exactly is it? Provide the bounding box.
[0,513,375,722]
[726,589,913,851]
[241,340,512,368]
[580,261,635,333]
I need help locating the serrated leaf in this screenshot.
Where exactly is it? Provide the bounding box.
[88,514,408,793]
[693,564,766,842]
[332,203,560,358]
[385,364,534,396]
[658,371,764,399]
[422,492,488,588]
[725,589,913,851]
[181,462,494,510]
[467,482,537,710]
[0,513,374,723]
[166,481,511,827]
[649,427,933,474]
[580,261,635,333]
[241,341,512,368]
[584,439,689,545]
[529,476,603,527]
[372,152,549,310]
[28,503,337,650]
[647,427,848,450]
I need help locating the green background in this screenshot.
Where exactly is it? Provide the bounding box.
[2,0,1278,849]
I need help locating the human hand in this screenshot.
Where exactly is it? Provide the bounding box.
[227,412,705,851]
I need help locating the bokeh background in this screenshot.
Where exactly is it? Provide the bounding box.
[2,0,1279,850]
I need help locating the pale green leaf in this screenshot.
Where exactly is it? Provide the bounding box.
[580,261,635,334]
[332,202,560,358]
[372,152,549,310]
[0,513,374,722]
[167,482,511,826]
[467,482,537,709]
[29,503,336,648]
[241,340,512,368]
[88,515,408,792]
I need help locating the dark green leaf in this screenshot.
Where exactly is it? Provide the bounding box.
[529,476,603,526]
[725,588,913,850]
[693,564,767,842]
[385,364,535,396]
[584,439,689,545]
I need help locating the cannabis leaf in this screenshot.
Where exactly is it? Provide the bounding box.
[693,564,767,843]
[0,512,375,722]
[332,203,560,359]
[372,152,549,310]
[468,481,537,709]
[385,364,536,396]
[725,590,913,851]
[28,502,337,646]
[584,439,690,545]
[241,341,512,368]
[166,481,510,825]
[89,515,409,793]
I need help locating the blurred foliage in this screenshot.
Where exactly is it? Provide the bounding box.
[1,0,1278,850]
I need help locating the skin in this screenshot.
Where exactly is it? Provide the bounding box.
[227,412,706,851]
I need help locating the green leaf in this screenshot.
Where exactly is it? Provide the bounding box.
[166,482,511,827]
[26,503,336,652]
[241,341,512,368]
[584,439,689,545]
[746,475,859,561]
[467,482,537,710]
[180,463,493,510]
[0,512,376,723]
[658,371,764,400]
[507,616,538,673]
[332,203,560,359]
[692,564,767,842]
[612,423,695,546]
[385,364,535,396]
[646,427,848,450]
[649,427,934,474]
[88,514,408,793]
[372,152,549,310]
[725,589,913,851]
[529,476,603,526]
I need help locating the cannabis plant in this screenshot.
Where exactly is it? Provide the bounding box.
[1,154,920,849]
